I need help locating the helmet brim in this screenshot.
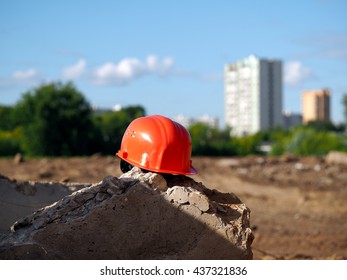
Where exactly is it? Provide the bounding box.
[188,165,198,175]
[116,153,198,175]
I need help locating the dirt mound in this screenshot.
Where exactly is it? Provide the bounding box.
[0,168,253,260]
[1,155,346,259]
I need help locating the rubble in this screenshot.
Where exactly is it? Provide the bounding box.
[326,151,347,166]
[13,153,24,164]
[0,168,253,259]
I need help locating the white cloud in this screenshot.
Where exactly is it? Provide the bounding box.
[61,59,86,80]
[161,57,174,74]
[0,68,41,88]
[146,55,159,71]
[284,61,312,87]
[13,69,39,80]
[91,55,174,85]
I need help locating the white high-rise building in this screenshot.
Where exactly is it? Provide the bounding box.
[224,55,283,136]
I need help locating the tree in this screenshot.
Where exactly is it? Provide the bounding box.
[14,82,95,156]
[188,122,235,155]
[93,105,146,155]
[231,134,262,156]
[305,120,344,132]
[343,94,347,128]
[0,127,23,156]
[123,105,146,120]
[0,105,16,131]
[271,127,347,156]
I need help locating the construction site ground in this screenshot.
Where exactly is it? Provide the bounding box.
[0,155,346,260]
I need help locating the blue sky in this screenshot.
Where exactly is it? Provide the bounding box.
[1,0,347,127]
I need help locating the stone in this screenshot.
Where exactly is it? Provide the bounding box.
[0,168,253,260]
[313,164,321,172]
[59,177,70,183]
[144,172,168,191]
[167,186,190,204]
[255,157,266,165]
[326,151,347,166]
[119,167,167,191]
[13,153,24,164]
[294,163,306,171]
[188,191,209,212]
[217,158,240,168]
[179,204,202,218]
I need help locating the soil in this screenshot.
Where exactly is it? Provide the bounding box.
[0,154,346,260]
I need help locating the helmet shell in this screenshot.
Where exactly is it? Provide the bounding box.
[116,115,197,175]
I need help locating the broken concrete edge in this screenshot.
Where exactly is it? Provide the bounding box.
[0,167,253,256]
[0,173,89,195]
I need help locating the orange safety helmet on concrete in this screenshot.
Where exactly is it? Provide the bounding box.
[116,115,197,175]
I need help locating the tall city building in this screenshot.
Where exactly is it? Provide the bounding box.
[283,111,302,129]
[224,55,282,136]
[302,89,330,124]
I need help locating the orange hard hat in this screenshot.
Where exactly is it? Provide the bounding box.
[116,115,197,175]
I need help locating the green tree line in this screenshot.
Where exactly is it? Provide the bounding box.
[189,120,347,156]
[0,82,145,156]
[1,82,347,157]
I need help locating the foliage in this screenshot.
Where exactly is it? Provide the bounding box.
[93,106,146,155]
[230,134,262,156]
[188,123,263,156]
[270,127,347,156]
[188,122,235,156]
[0,81,146,157]
[0,127,23,156]
[305,120,344,132]
[0,105,16,131]
[258,128,290,156]
[13,82,95,156]
[343,94,347,128]
[1,82,346,157]
[188,116,347,157]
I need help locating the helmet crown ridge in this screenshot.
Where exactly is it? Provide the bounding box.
[116,115,197,175]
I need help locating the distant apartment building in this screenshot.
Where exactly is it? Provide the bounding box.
[196,114,219,128]
[302,89,330,124]
[224,55,283,136]
[173,114,193,128]
[283,111,302,129]
[173,114,219,128]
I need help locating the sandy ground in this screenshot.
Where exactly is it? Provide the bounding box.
[0,155,346,260]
